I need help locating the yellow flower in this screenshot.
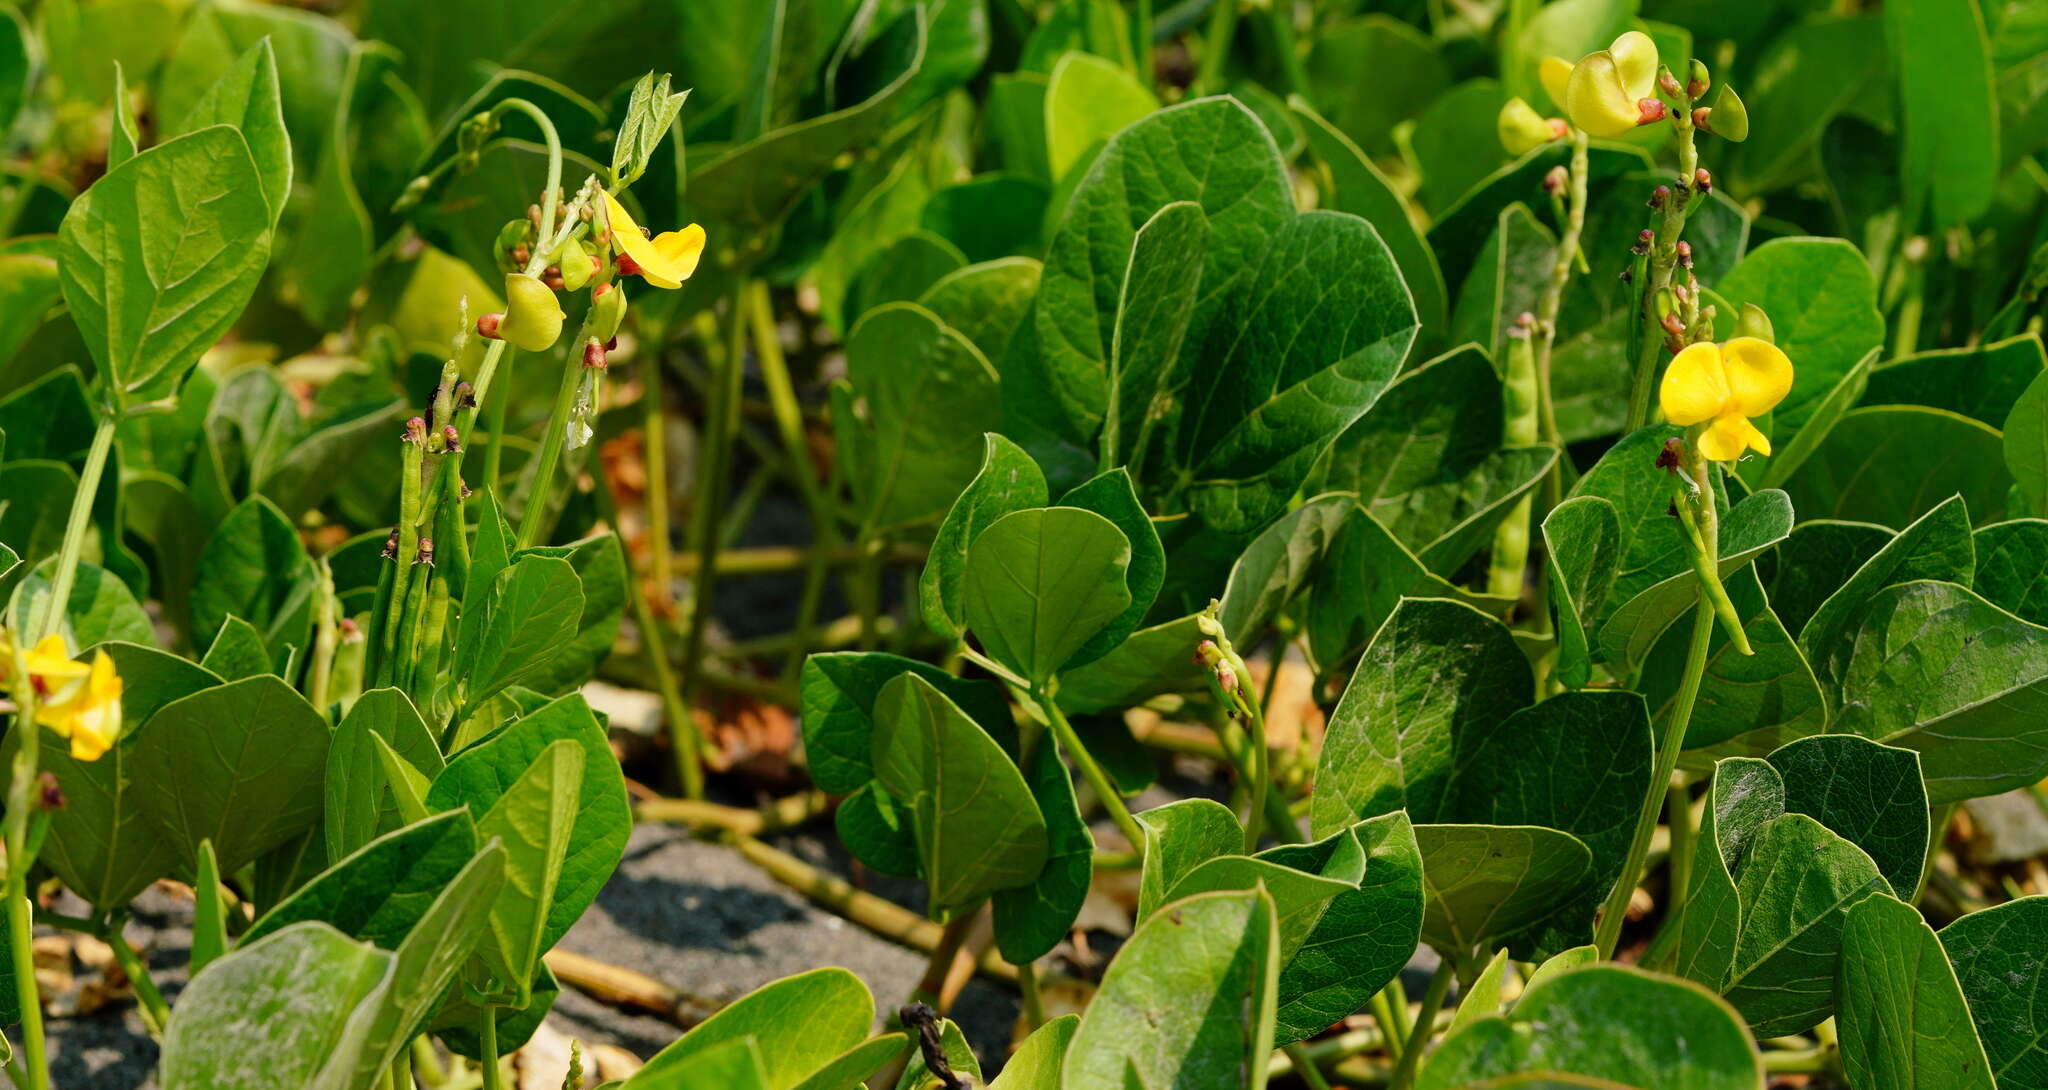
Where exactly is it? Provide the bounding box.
[1660,337,1794,462]
[34,647,122,761]
[1497,97,1563,156]
[1542,30,1660,138]
[600,190,705,290]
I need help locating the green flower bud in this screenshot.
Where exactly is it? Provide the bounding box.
[556,238,593,292]
[1497,97,1562,157]
[495,218,535,272]
[1737,303,1775,345]
[590,281,627,343]
[499,273,565,353]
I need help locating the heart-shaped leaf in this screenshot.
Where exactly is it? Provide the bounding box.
[962,506,1132,684]
[1837,892,1995,1090]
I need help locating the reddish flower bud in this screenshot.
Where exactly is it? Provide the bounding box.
[1542,166,1568,195]
[1546,118,1568,140]
[1649,185,1671,210]
[39,772,64,811]
[477,312,504,340]
[416,538,435,565]
[583,340,608,370]
[1658,71,1682,97]
[1693,168,1712,193]
[442,425,461,451]
[1656,437,1684,473]
[1691,106,1713,134]
[1636,98,1667,125]
[403,416,427,444]
[1676,240,1694,268]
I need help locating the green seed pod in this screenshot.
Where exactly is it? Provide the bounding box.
[1708,83,1748,142]
[499,273,565,353]
[590,281,627,343]
[1737,302,1775,345]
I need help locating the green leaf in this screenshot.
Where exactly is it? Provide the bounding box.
[845,232,966,322]
[1258,812,1426,1045]
[243,810,478,949]
[513,533,627,696]
[798,651,1013,795]
[350,844,507,1087]
[920,434,1049,641]
[424,694,629,956]
[893,1016,981,1090]
[2008,367,2048,517]
[790,1036,913,1090]
[1179,210,1421,533]
[1645,569,1825,767]
[1058,469,1164,663]
[1418,965,1762,1090]
[1544,495,1623,690]
[1768,519,1895,641]
[1863,333,2046,426]
[987,1015,1076,1090]
[1303,503,1514,672]
[1447,949,1513,1035]
[191,841,228,976]
[611,72,688,187]
[1063,887,1280,1090]
[991,732,1094,964]
[1742,346,1879,491]
[962,506,1132,684]
[159,922,393,1090]
[325,688,446,860]
[1160,857,1352,967]
[1667,758,1786,993]
[199,615,272,681]
[468,737,583,1003]
[1044,51,1157,182]
[1597,488,1796,671]
[1938,895,2048,1086]
[841,303,1003,530]
[167,39,290,222]
[629,968,873,1090]
[0,7,28,143]
[870,674,1048,913]
[1413,824,1596,971]
[191,496,319,671]
[1306,15,1448,158]
[920,182,1049,268]
[1721,813,1889,1035]
[1886,0,2000,228]
[1837,892,1996,1090]
[57,125,272,408]
[129,674,331,874]
[1786,406,2010,528]
[1100,200,1207,475]
[1135,798,1244,920]
[1724,17,1886,195]
[1312,599,1533,837]
[8,559,153,650]
[450,554,584,716]
[1829,580,2048,803]
[1712,237,1885,435]
[1800,495,1975,682]
[1292,98,1448,341]
[1974,518,2048,624]
[916,257,1042,359]
[1765,735,1929,898]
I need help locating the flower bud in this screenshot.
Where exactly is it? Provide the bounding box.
[416,538,435,565]
[1656,437,1684,473]
[582,339,608,370]
[39,772,64,811]
[403,416,427,444]
[1693,167,1712,193]
[1692,107,1713,134]
[499,273,565,353]
[381,526,400,559]
[590,281,628,343]
[1633,228,1654,254]
[556,239,593,292]
[1497,97,1561,156]
[1542,166,1568,196]
[1217,664,1239,693]
[1649,185,1671,210]
[1687,59,1711,100]
[1676,240,1693,268]
[1737,302,1776,345]
[1657,68,1681,98]
[1636,97,1667,125]
[494,218,535,272]
[442,425,461,451]
[455,381,477,410]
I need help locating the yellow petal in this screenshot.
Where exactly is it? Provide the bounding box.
[1540,56,1575,111]
[87,650,121,703]
[600,189,643,239]
[637,225,707,290]
[1608,30,1660,101]
[69,697,118,761]
[25,634,86,680]
[1497,97,1557,156]
[499,273,565,353]
[35,696,76,738]
[1696,413,1754,462]
[1660,342,1731,426]
[1720,336,1793,418]
[1564,51,1641,138]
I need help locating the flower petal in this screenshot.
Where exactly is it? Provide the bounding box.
[1721,336,1794,417]
[1498,97,1557,156]
[1540,56,1575,112]
[25,634,86,680]
[1660,342,1731,426]
[638,225,706,290]
[1608,30,1660,101]
[1697,413,1753,462]
[1564,50,1642,138]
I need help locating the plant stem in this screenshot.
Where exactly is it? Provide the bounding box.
[4,895,42,1090]
[32,413,116,643]
[1040,691,1148,859]
[482,354,511,492]
[1390,960,1454,1090]
[1017,959,1045,1030]
[514,328,593,550]
[912,912,977,1006]
[478,1010,503,1090]
[747,282,836,685]
[1665,777,1695,922]
[1369,988,1405,1063]
[1195,0,1238,94]
[493,99,562,247]
[1534,130,1589,464]
[642,361,674,612]
[591,475,705,798]
[1595,598,1713,959]
[1242,692,1269,852]
[1284,1043,1335,1090]
[1624,108,1703,434]
[104,927,169,1037]
[679,285,750,707]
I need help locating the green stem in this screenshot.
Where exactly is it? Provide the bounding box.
[32,413,117,643]
[478,1009,503,1090]
[748,282,836,685]
[1017,959,1045,1030]
[1535,130,1589,463]
[1665,777,1695,925]
[1369,988,1405,1063]
[1194,0,1238,94]
[514,328,593,550]
[492,99,562,248]
[1284,1043,1335,1090]
[1913,804,1955,904]
[591,468,705,798]
[482,352,511,493]
[1390,960,1455,1090]
[642,359,675,613]
[4,896,42,1090]
[679,285,750,706]
[413,1036,448,1087]
[1624,110,1703,434]
[4,1052,27,1089]
[1595,598,1712,959]
[1041,690,1148,859]
[105,927,169,1038]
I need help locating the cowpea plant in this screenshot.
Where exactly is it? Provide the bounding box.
[0,1,2042,1090]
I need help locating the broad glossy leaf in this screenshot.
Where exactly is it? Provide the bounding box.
[1725,17,1886,194]
[1667,758,1787,992]
[192,495,320,671]
[988,1015,1077,1090]
[1135,798,1243,920]
[325,688,445,860]
[1722,813,1889,1035]
[1863,333,2046,426]
[961,506,1131,684]
[1056,470,1163,663]
[1413,824,1596,969]
[1044,50,1156,182]
[1597,489,1796,671]
[845,231,966,322]
[1304,503,1514,671]
[1178,210,1420,532]
[1293,99,1448,339]
[1418,965,1762,1090]
[920,435,1049,641]
[57,125,272,407]
[468,738,582,1001]
[1313,599,1533,837]
[1974,518,2048,624]
[1063,887,1280,1090]
[1838,892,1995,1090]
[167,39,290,222]
[244,810,478,948]
[1887,0,2000,228]
[1427,143,1650,296]
[1800,495,1975,682]
[992,732,1094,964]
[2008,367,2048,516]
[916,257,1041,361]
[8,559,152,650]
[199,616,271,681]
[1214,494,1355,650]
[629,968,873,1090]
[1766,735,1928,898]
[871,674,1048,912]
[158,922,392,1090]
[130,674,331,874]
[842,303,1003,530]
[1742,345,1880,491]
[1829,580,2048,803]
[1786,406,2009,528]
[1544,496,1623,690]
[1769,519,1895,638]
[450,554,584,716]
[920,183,1049,268]
[1161,856,1352,968]
[425,694,628,955]
[1053,612,1212,715]
[1306,14,1448,158]
[1938,895,2048,1087]
[512,533,626,696]
[790,1035,912,1090]
[798,651,1013,795]
[1100,200,1207,475]
[349,845,506,1087]
[1712,237,1885,435]
[1645,569,1824,766]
